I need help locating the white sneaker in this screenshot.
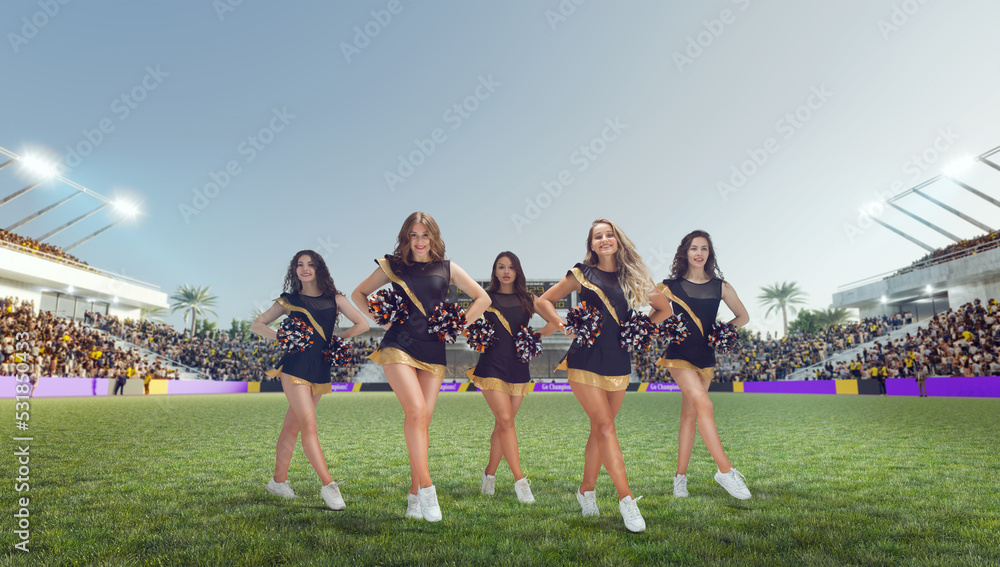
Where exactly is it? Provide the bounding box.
[714,468,751,500]
[514,478,535,504]
[266,478,295,499]
[321,480,346,511]
[481,471,496,496]
[673,474,688,498]
[576,489,599,516]
[405,493,422,519]
[417,485,442,522]
[618,495,646,533]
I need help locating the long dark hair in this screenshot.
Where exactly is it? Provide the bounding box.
[487,251,533,314]
[669,230,725,280]
[283,250,338,296]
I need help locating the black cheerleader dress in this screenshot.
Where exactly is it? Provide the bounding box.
[467,291,534,396]
[556,263,632,392]
[367,255,451,379]
[656,278,723,381]
[265,292,339,395]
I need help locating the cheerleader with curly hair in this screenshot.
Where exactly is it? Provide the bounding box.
[251,250,369,510]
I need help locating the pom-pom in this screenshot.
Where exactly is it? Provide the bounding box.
[368,289,410,325]
[708,322,741,352]
[428,302,467,343]
[466,319,497,352]
[515,326,543,362]
[276,317,315,354]
[620,312,657,352]
[323,335,354,365]
[658,315,690,346]
[565,301,604,347]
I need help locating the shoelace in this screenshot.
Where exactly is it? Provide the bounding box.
[623,496,643,520]
[422,489,439,508]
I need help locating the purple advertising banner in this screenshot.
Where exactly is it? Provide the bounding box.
[534,382,574,392]
[29,377,112,398]
[439,382,462,393]
[888,376,1000,397]
[331,382,355,393]
[168,381,249,395]
[742,380,837,395]
[646,383,681,392]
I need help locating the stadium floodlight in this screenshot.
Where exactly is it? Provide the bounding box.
[925,285,933,293]
[881,295,888,304]
[18,154,60,179]
[112,199,141,218]
[67,285,75,294]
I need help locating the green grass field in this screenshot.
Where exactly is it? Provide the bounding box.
[2,392,999,566]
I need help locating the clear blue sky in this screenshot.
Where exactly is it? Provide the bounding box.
[4,1,1000,336]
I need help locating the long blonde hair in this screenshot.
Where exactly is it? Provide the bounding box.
[393,211,446,265]
[583,218,653,310]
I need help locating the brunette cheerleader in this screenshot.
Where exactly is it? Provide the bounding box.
[351,212,490,522]
[251,250,369,510]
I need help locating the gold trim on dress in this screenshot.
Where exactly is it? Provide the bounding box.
[274,296,326,341]
[485,307,512,335]
[571,267,620,325]
[267,366,333,395]
[466,369,532,396]
[566,368,630,392]
[656,282,704,336]
[656,358,714,381]
[368,347,445,379]
[376,258,426,316]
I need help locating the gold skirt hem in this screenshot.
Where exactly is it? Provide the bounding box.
[368,348,446,379]
[656,358,715,382]
[267,365,333,396]
[466,369,532,396]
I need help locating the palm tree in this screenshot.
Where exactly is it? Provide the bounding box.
[140,307,167,324]
[758,281,808,338]
[170,284,218,336]
[816,307,852,328]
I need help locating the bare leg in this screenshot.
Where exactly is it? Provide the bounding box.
[571,382,630,500]
[671,368,733,472]
[272,393,322,482]
[481,390,526,480]
[384,364,442,494]
[279,375,333,485]
[676,388,698,476]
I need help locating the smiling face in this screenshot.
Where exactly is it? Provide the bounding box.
[295,254,315,283]
[687,237,710,271]
[409,222,432,261]
[495,256,516,287]
[590,223,618,258]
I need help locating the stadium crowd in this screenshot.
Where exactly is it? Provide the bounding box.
[0,296,169,382]
[1,228,90,267]
[894,230,1000,277]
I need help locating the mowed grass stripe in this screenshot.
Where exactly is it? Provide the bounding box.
[2,393,998,566]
